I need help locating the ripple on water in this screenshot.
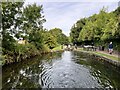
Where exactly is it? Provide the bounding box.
[3,51,120,88]
[40,52,101,88]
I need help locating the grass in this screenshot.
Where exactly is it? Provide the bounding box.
[0,61,3,65]
[77,48,120,61]
[52,45,63,51]
[93,52,120,61]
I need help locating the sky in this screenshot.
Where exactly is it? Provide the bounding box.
[24,0,119,36]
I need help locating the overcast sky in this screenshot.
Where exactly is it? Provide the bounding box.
[24,0,119,36]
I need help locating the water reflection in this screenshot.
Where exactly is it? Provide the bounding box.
[2,52,62,88]
[2,51,120,89]
[73,51,120,88]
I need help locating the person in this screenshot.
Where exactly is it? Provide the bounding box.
[68,44,71,49]
[91,42,94,47]
[75,44,77,49]
[108,42,113,54]
[102,45,105,51]
[91,42,94,51]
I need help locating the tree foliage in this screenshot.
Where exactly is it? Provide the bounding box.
[49,28,69,45]
[2,2,70,64]
[2,2,24,53]
[1,2,69,51]
[22,3,46,49]
[70,18,86,44]
[70,7,120,47]
[43,31,57,49]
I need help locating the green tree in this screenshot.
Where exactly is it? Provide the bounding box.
[49,28,69,45]
[70,18,86,44]
[29,30,44,50]
[43,31,57,49]
[78,20,95,41]
[2,2,24,54]
[22,3,46,49]
[101,13,118,40]
[114,6,120,38]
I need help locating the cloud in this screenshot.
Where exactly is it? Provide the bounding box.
[24,1,119,36]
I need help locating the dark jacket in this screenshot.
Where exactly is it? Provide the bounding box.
[109,44,113,49]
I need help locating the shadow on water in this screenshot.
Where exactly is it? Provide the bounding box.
[2,51,120,88]
[73,51,120,88]
[2,52,62,89]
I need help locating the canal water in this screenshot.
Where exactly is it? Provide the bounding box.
[2,51,120,88]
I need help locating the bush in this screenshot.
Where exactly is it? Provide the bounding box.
[0,55,6,65]
[3,43,40,64]
[14,43,40,61]
[3,42,52,64]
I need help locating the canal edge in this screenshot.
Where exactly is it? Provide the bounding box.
[75,50,120,68]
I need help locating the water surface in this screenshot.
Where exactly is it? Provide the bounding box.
[2,51,120,88]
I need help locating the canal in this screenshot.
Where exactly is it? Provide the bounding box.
[2,51,120,88]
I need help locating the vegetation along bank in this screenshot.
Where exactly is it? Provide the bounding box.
[1,2,69,65]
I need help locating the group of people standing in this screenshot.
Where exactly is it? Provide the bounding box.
[62,42,114,54]
[91,41,114,54]
[98,42,113,54]
[62,44,77,50]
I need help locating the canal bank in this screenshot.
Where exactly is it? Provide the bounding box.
[75,48,120,68]
[1,48,64,66]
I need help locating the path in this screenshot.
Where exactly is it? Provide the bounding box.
[96,50,119,58]
[76,48,120,61]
